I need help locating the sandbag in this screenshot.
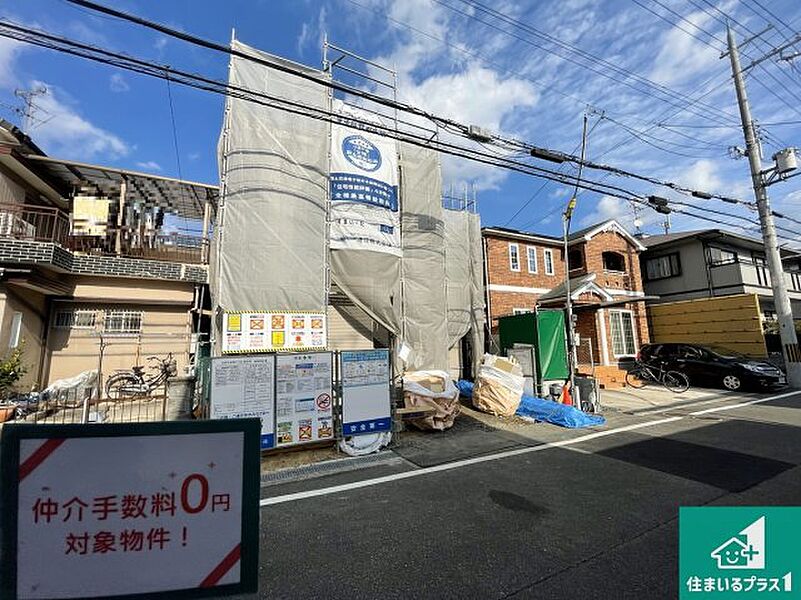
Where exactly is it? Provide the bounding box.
[472,354,524,417]
[403,370,460,431]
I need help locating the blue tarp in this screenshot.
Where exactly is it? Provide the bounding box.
[456,380,605,429]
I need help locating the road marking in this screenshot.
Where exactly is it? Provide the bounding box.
[259,416,683,506]
[688,389,801,416]
[259,389,801,507]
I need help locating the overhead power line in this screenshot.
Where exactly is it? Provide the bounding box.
[441,0,741,127]
[8,7,800,238]
[54,2,760,206]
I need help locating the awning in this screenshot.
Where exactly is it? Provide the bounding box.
[21,154,219,220]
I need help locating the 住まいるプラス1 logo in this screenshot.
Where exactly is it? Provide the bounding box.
[710,516,765,570]
[680,508,798,598]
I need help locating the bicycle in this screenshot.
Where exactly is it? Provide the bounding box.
[625,360,690,393]
[105,354,178,399]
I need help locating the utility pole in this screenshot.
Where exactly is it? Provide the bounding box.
[563,113,588,408]
[727,26,801,388]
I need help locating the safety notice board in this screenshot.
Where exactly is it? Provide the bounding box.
[210,355,276,449]
[0,419,260,600]
[275,352,334,446]
[222,311,327,354]
[340,349,392,435]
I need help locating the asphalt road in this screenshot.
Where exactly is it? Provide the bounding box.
[252,389,801,599]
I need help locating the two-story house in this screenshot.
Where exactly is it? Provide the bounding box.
[483,219,650,372]
[0,120,214,391]
[640,229,801,337]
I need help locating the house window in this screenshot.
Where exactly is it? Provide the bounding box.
[790,271,801,291]
[609,310,637,357]
[568,248,584,270]
[54,309,97,329]
[8,311,22,349]
[512,308,533,315]
[509,243,520,272]
[543,249,555,275]
[645,253,681,281]
[752,253,770,287]
[708,246,737,266]
[104,310,143,335]
[602,251,626,272]
[526,246,538,273]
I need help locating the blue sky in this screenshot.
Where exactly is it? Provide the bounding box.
[3,0,801,244]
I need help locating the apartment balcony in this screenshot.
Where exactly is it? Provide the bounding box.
[0,202,209,265]
[0,202,209,284]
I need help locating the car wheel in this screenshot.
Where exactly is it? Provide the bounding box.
[722,374,742,391]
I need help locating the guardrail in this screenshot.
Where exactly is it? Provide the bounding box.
[0,202,70,245]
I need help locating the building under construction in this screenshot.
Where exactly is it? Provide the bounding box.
[211,38,486,379]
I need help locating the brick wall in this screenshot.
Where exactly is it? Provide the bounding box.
[485,236,564,289]
[0,239,207,283]
[484,226,650,355]
[581,230,644,293]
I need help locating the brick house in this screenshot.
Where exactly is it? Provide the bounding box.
[0,120,215,390]
[482,219,650,376]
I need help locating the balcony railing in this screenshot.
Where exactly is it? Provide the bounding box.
[0,203,207,265]
[68,230,207,264]
[0,202,70,245]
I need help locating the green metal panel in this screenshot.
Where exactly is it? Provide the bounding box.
[498,312,538,354]
[536,310,569,380]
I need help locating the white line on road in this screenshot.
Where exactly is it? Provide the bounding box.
[259,416,683,506]
[259,389,801,507]
[688,389,801,416]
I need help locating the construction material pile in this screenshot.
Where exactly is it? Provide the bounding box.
[403,370,460,431]
[472,354,524,417]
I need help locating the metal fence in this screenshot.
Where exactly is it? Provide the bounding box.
[1,386,168,425]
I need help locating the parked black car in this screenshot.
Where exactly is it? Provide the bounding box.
[638,343,786,391]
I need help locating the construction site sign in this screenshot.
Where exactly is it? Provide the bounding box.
[329,105,401,256]
[222,310,327,353]
[340,349,392,435]
[211,354,276,449]
[275,352,334,446]
[0,420,260,600]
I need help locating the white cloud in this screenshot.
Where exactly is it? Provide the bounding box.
[188,151,200,161]
[135,160,162,171]
[296,23,310,55]
[109,73,130,93]
[578,194,662,232]
[0,37,23,89]
[647,10,720,86]
[27,82,129,160]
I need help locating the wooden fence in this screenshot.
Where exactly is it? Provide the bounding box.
[648,293,767,357]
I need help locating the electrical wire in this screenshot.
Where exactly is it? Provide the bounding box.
[9,11,801,237]
[438,0,741,126]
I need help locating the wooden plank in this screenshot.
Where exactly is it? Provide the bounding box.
[649,293,757,314]
[651,322,762,335]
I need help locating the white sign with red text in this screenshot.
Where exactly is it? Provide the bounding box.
[10,429,250,599]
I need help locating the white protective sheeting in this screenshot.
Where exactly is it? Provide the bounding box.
[214,40,328,312]
[468,212,487,376]
[444,208,472,348]
[400,142,448,371]
[329,103,402,336]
